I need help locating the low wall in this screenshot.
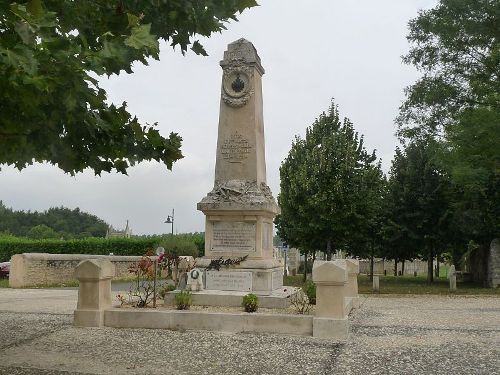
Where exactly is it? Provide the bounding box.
[359,259,432,276]
[9,253,143,288]
[104,309,314,336]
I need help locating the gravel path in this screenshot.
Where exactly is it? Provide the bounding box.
[0,290,499,374]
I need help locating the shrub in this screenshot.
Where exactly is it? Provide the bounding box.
[242,293,259,313]
[290,289,311,314]
[302,280,316,305]
[155,236,199,259]
[174,290,192,310]
[0,233,204,262]
[158,283,176,299]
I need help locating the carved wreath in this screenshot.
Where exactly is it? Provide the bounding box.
[222,59,254,108]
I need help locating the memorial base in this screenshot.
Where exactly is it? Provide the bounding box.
[164,287,298,309]
[195,257,283,294]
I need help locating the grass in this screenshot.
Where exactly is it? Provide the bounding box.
[284,274,500,295]
[0,278,8,288]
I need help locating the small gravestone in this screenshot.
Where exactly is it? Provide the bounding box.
[448,265,457,292]
[373,275,380,292]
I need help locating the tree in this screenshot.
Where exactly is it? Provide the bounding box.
[382,140,451,284]
[0,202,109,238]
[398,0,499,251]
[398,0,499,137]
[276,101,383,264]
[0,0,257,175]
[26,224,59,239]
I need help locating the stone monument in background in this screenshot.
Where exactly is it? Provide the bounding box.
[197,38,283,294]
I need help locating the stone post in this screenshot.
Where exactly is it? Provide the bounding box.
[312,260,349,340]
[74,259,115,327]
[345,259,360,309]
[373,275,380,292]
[448,264,457,292]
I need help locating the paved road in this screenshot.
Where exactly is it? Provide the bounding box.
[0,289,499,374]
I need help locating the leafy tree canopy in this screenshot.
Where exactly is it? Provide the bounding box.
[276,101,384,260]
[398,0,499,136]
[0,201,109,238]
[0,0,257,175]
[398,0,499,245]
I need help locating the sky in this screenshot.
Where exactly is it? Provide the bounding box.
[0,0,438,235]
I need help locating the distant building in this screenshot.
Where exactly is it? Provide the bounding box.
[106,220,132,238]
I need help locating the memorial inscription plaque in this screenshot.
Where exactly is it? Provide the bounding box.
[206,271,252,291]
[221,133,252,163]
[211,221,256,252]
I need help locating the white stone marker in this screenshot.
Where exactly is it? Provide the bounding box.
[74,259,114,327]
[345,259,360,308]
[449,264,457,292]
[196,39,281,293]
[373,275,380,292]
[312,260,349,340]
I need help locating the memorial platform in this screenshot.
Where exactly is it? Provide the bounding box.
[164,287,298,309]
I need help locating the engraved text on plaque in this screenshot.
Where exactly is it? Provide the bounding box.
[211,221,256,252]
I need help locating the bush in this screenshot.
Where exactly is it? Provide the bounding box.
[302,280,316,305]
[0,233,205,262]
[242,293,259,313]
[290,290,311,314]
[155,236,199,259]
[158,283,176,299]
[174,290,192,310]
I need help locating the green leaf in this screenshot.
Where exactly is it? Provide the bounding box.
[127,13,140,28]
[14,22,35,45]
[27,0,44,19]
[237,0,259,12]
[190,40,207,56]
[124,24,158,52]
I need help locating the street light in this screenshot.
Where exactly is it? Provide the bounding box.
[164,209,174,236]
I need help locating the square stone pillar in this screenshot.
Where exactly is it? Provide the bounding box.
[345,259,360,309]
[312,260,349,340]
[74,259,115,327]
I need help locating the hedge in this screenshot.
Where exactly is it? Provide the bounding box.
[0,234,204,262]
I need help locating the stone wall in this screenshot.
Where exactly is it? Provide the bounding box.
[359,259,429,275]
[9,253,144,288]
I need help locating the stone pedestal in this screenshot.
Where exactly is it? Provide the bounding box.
[197,39,282,295]
[345,259,360,308]
[73,259,114,327]
[312,260,349,340]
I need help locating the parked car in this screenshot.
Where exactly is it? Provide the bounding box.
[0,262,10,278]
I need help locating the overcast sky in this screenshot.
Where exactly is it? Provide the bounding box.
[0,0,437,235]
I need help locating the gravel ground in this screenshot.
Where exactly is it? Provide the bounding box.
[0,291,499,375]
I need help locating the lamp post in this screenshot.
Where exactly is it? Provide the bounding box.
[164,209,174,236]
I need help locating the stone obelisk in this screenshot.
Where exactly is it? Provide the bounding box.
[197,38,282,294]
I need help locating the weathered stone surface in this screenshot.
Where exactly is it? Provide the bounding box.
[9,253,142,288]
[206,271,252,292]
[74,259,114,327]
[312,260,349,320]
[196,39,281,294]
